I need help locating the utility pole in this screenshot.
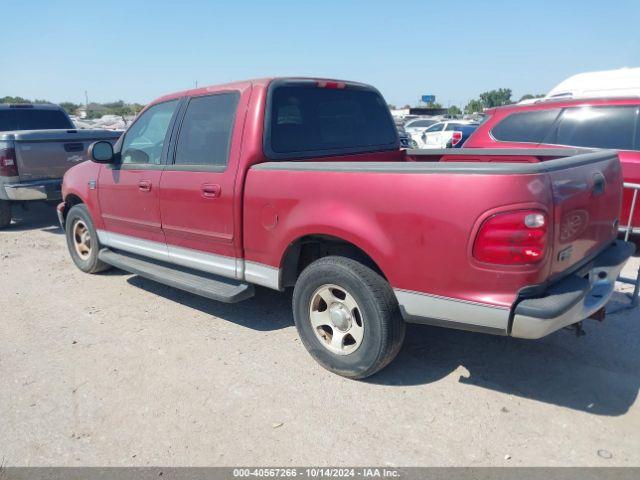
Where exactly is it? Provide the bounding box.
[194,80,198,89]
[84,90,89,107]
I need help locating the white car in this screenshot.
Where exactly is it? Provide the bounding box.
[404,117,440,146]
[418,121,477,149]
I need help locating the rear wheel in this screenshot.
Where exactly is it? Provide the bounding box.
[292,256,405,379]
[65,204,111,273]
[0,200,11,229]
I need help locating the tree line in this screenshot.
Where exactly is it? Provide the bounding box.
[461,89,544,114]
[389,89,545,116]
[0,96,144,119]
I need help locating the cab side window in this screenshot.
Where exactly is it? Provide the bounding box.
[491,109,561,143]
[121,100,178,165]
[174,92,240,168]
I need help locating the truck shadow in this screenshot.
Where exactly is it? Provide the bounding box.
[5,203,62,234]
[126,276,295,332]
[126,273,638,416]
[369,297,640,416]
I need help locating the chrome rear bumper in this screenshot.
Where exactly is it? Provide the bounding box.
[4,179,62,201]
[511,240,635,339]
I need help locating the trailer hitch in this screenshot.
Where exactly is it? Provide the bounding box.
[564,307,606,337]
[565,321,586,337]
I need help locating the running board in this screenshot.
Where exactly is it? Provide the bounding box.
[98,248,254,303]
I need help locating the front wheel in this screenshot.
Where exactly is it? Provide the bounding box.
[292,256,405,379]
[65,204,111,274]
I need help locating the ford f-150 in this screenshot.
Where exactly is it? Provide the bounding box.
[57,78,634,378]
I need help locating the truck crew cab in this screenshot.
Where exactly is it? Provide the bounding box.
[58,78,633,378]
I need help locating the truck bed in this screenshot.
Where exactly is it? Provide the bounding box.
[1,129,122,181]
[244,149,622,334]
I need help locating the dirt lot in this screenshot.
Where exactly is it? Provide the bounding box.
[1,203,639,466]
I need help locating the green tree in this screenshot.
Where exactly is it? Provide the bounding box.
[464,99,484,114]
[479,88,512,108]
[448,105,462,116]
[2,96,144,116]
[1,96,32,104]
[59,102,81,115]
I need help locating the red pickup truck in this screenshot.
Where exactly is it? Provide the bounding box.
[58,78,634,379]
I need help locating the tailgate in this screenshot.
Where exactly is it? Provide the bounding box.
[547,151,622,279]
[13,129,121,181]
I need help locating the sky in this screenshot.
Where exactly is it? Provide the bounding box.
[3,0,639,108]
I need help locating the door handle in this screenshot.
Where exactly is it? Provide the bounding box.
[201,183,221,198]
[138,180,152,192]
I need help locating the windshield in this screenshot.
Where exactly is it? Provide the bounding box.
[266,83,398,159]
[0,108,74,131]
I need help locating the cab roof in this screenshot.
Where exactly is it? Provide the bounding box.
[150,77,375,106]
[487,95,640,115]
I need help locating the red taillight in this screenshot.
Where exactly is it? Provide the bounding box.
[473,210,547,265]
[451,131,463,146]
[0,141,18,177]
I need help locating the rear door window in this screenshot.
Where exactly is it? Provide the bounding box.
[0,108,73,131]
[174,92,239,168]
[548,106,638,150]
[266,82,397,159]
[491,109,561,143]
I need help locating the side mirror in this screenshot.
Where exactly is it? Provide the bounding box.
[88,141,114,163]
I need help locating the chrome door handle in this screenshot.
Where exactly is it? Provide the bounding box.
[138,180,152,192]
[201,183,221,198]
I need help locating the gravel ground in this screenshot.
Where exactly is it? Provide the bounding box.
[1,203,639,467]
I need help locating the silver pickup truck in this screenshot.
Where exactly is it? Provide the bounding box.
[0,103,122,228]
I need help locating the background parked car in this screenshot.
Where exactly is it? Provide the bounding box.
[404,117,439,145]
[464,96,640,233]
[419,121,478,149]
[396,124,417,148]
[445,123,479,148]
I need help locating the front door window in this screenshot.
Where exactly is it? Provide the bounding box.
[121,100,179,165]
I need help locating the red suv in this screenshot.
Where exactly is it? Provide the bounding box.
[465,97,640,232]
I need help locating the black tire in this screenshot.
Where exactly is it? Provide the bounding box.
[292,256,405,379]
[65,204,111,274]
[0,200,11,229]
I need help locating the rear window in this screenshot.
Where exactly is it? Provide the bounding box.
[424,123,444,133]
[0,108,73,131]
[407,119,435,128]
[265,83,397,159]
[549,106,638,150]
[445,123,472,131]
[491,109,561,143]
